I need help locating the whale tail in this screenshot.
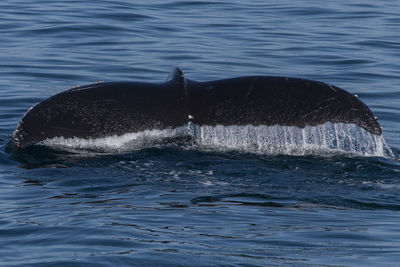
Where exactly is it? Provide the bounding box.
[14,68,382,148]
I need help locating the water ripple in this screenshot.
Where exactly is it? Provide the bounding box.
[1,0,400,266]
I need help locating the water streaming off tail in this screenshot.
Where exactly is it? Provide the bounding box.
[40,122,393,157]
[193,122,392,157]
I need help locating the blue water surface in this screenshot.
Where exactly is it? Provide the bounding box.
[1,1,400,266]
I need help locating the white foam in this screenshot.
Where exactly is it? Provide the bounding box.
[39,122,394,157]
[39,127,191,153]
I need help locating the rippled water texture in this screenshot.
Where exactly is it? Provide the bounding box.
[1,1,400,266]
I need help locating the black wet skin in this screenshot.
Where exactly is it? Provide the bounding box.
[14,68,381,148]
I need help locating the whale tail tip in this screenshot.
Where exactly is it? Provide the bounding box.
[166,67,185,83]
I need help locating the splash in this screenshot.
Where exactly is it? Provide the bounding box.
[39,122,393,157]
[193,122,393,157]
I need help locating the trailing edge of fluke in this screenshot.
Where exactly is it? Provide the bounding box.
[14,68,382,148]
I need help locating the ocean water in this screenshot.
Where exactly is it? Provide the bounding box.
[1,0,400,266]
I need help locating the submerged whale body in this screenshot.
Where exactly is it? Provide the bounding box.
[14,68,382,148]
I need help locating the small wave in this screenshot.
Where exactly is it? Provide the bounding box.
[39,122,393,157]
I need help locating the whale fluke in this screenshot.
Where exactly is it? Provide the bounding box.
[14,68,382,148]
